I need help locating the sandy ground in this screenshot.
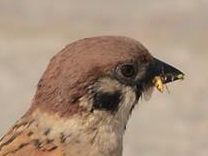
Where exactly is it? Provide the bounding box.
[0,1,208,156]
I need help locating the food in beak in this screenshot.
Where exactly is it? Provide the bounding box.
[152,76,164,93]
[152,74,184,93]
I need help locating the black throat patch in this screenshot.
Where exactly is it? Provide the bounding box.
[92,91,121,111]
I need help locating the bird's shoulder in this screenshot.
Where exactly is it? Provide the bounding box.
[0,116,63,156]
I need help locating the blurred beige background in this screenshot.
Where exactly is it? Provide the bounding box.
[0,0,208,156]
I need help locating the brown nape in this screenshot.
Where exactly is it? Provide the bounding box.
[30,36,153,117]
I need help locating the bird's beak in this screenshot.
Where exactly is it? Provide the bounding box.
[150,58,184,93]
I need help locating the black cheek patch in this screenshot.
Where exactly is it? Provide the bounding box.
[92,91,121,111]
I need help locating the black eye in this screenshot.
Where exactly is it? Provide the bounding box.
[121,64,136,78]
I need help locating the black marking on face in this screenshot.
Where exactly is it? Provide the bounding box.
[92,91,121,111]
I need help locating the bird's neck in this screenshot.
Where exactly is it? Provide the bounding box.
[26,109,125,156]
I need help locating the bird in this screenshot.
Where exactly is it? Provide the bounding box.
[0,36,184,156]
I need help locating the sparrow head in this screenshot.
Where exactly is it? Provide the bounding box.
[30,36,184,132]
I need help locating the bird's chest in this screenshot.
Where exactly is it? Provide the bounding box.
[63,126,123,156]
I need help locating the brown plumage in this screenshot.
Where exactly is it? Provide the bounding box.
[0,36,184,156]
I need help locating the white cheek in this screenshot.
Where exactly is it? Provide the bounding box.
[116,87,136,128]
[122,87,137,111]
